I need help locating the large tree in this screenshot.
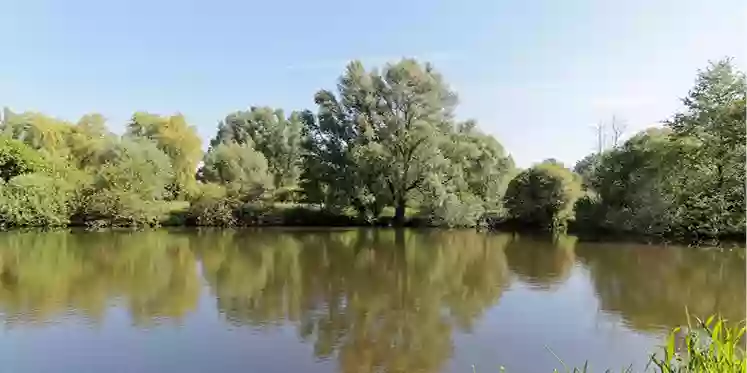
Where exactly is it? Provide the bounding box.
[665,58,746,237]
[302,59,459,225]
[212,107,303,190]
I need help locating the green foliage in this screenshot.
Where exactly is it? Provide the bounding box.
[0,173,73,227]
[67,113,115,171]
[574,58,746,240]
[201,141,273,201]
[0,110,73,156]
[77,137,174,226]
[300,59,513,226]
[212,107,303,190]
[504,160,582,232]
[0,57,741,236]
[664,58,746,238]
[187,183,238,227]
[0,136,49,181]
[649,314,745,373]
[127,112,203,199]
[575,129,679,236]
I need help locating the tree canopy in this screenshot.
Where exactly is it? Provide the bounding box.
[0,57,742,240]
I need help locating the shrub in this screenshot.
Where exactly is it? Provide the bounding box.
[81,189,170,227]
[188,183,238,227]
[423,192,485,228]
[504,161,582,232]
[0,173,73,227]
[74,137,175,227]
[201,141,273,201]
[0,136,49,182]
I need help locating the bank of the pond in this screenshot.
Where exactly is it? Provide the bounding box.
[5,203,738,247]
[153,203,744,246]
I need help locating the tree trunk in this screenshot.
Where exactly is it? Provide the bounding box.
[394,198,407,227]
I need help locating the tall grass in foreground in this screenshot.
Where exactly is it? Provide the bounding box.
[482,314,745,372]
[647,314,745,373]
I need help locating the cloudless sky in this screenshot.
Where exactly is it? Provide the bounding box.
[1,0,745,167]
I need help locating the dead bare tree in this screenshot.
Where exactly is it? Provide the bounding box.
[609,115,628,148]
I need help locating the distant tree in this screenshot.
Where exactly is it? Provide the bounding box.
[578,128,679,235]
[504,160,582,231]
[0,110,73,156]
[0,136,49,182]
[212,107,303,190]
[127,112,203,199]
[201,141,273,201]
[80,137,174,226]
[67,113,115,171]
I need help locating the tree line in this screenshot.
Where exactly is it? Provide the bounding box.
[0,58,743,240]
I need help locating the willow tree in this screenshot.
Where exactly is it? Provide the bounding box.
[200,141,273,201]
[302,59,458,225]
[211,107,303,190]
[127,112,202,199]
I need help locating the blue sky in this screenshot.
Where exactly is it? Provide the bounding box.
[1,0,744,167]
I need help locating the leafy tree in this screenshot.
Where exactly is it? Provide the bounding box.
[79,137,174,226]
[504,160,582,231]
[577,128,679,235]
[0,110,73,156]
[664,58,746,237]
[575,58,746,239]
[302,59,458,224]
[573,153,602,191]
[67,113,115,171]
[127,112,203,199]
[200,141,273,201]
[212,107,303,190]
[0,136,49,182]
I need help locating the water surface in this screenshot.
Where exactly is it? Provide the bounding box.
[0,229,743,373]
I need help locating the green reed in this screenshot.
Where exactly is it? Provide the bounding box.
[648,313,745,373]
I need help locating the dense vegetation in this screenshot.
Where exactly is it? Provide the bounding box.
[0,58,743,240]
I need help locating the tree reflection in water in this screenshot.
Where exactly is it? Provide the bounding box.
[195,229,512,373]
[0,230,743,373]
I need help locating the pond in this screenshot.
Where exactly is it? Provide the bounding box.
[0,229,743,373]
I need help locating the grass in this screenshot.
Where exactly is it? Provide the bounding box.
[647,313,745,373]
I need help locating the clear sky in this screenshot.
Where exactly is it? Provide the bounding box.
[1,0,745,167]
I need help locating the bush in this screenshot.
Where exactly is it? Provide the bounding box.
[188,183,238,227]
[201,141,273,201]
[422,192,485,228]
[80,189,170,227]
[504,161,582,232]
[0,136,49,182]
[74,137,175,227]
[0,173,73,227]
